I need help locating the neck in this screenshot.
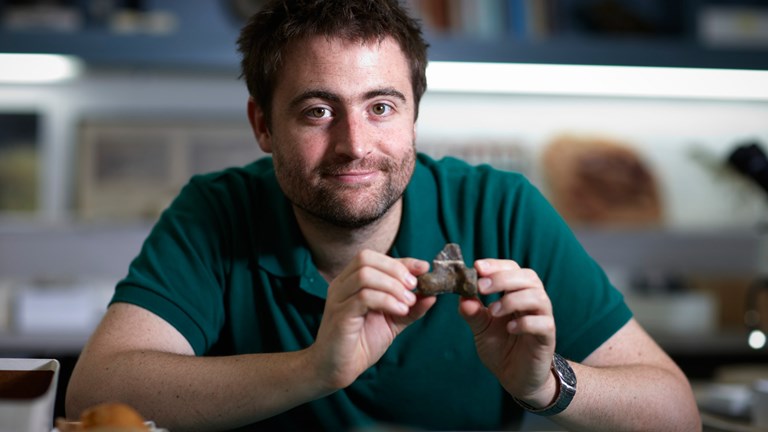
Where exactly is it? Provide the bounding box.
[294,200,403,282]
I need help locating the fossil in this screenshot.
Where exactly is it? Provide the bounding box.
[415,243,478,298]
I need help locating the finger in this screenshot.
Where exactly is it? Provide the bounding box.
[488,286,552,318]
[458,297,492,335]
[403,295,437,322]
[352,251,421,293]
[506,314,556,343]
[335,252,418,304]
[358,266,418,306]
[355,287,411,316]
[474,258,521,278]
[477,268,542,296]
[397,257,430,278]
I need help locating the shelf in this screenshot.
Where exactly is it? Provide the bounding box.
[427,35,768,70]
[1,1,766,71]
[0,29,239,71]
[2,28,766,71]
[0,331,89,355]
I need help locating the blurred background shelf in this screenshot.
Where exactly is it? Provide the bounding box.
[0,0,767,70]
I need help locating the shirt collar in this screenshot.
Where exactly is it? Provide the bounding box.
[255,154,448,299]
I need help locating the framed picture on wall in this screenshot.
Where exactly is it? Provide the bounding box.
[78,119,264,221]
[0,112,39,215]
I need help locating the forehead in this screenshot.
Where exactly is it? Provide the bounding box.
[274,35,413,100]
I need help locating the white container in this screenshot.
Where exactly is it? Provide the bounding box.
[0,358,60,432]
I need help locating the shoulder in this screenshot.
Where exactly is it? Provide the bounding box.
[189,157,274,192]
[172,157,275,208]
[155,157,278,240]
[417,153,531,188]
[415,152,544,210]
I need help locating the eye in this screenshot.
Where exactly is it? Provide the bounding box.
[371,103,392,116]
[305,107,331,119]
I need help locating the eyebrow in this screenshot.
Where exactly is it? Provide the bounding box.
[288,87,407,109]
[365,87,407,103]
[289,90,340,109]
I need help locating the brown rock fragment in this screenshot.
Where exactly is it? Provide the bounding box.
[416,243,478,298]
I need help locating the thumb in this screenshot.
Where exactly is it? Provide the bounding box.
[458,297,492,335]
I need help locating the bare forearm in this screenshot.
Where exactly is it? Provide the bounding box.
[66,349,330,431]
[550,363,701,432]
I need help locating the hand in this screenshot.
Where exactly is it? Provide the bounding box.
[310,250,436,391]
[458,259,557,407]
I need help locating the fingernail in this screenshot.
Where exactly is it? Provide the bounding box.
[507,320,519,332]
[476,260,487,270]
[489,302,501,316]
[403,289,416,303]
[406,274,417,287]
[478,278,491,290]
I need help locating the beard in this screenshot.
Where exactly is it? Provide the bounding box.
[272,145,416,229]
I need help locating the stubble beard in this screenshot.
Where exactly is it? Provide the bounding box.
[273,145,416,229]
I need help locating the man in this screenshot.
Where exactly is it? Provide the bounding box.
[66,0,701,430]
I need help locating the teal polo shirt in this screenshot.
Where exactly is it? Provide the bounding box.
[112,153,632,431]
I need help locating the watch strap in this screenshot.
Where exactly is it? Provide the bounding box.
[513,353,577,416]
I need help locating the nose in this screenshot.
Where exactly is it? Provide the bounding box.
[333,113,373,160]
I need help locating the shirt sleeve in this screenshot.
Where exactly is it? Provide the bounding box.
[111,176,230,355]
[513,179,633,361]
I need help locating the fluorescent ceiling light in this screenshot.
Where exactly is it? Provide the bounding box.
[0,54,83,83]
[427,62,768,101]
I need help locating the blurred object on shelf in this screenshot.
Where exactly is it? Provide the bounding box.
[699,5,768,49]
[728,140,768,197]
[630,270,687,295]
[697,382,752,420]
[1,0,82,32]
[541,134,662,227]
[691,277,762,332]
[573,0,683,37]
[745,278,768,350]
[696,364,768,430]
[625,291,716,336]
[725,139,768,351]
[0,0,177,35]
[687,144,765,193]
[624,270,716,336]
[11,278,113,335]
[405,0,504,38]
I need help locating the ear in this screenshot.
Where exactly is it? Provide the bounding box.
[247,96,272,153]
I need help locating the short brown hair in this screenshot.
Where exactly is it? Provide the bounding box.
[236,0,429,125]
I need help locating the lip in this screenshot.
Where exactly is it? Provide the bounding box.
[329,170,378,184]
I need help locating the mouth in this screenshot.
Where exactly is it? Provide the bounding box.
[321,160,386,185]
[327,170,378,184]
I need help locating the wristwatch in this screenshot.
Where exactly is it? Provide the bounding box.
[513,353,577,416]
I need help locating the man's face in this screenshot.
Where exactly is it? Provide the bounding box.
[257,36,417,228]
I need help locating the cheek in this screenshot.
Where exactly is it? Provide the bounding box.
[272,130,328,168]
[380,120,416,145]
